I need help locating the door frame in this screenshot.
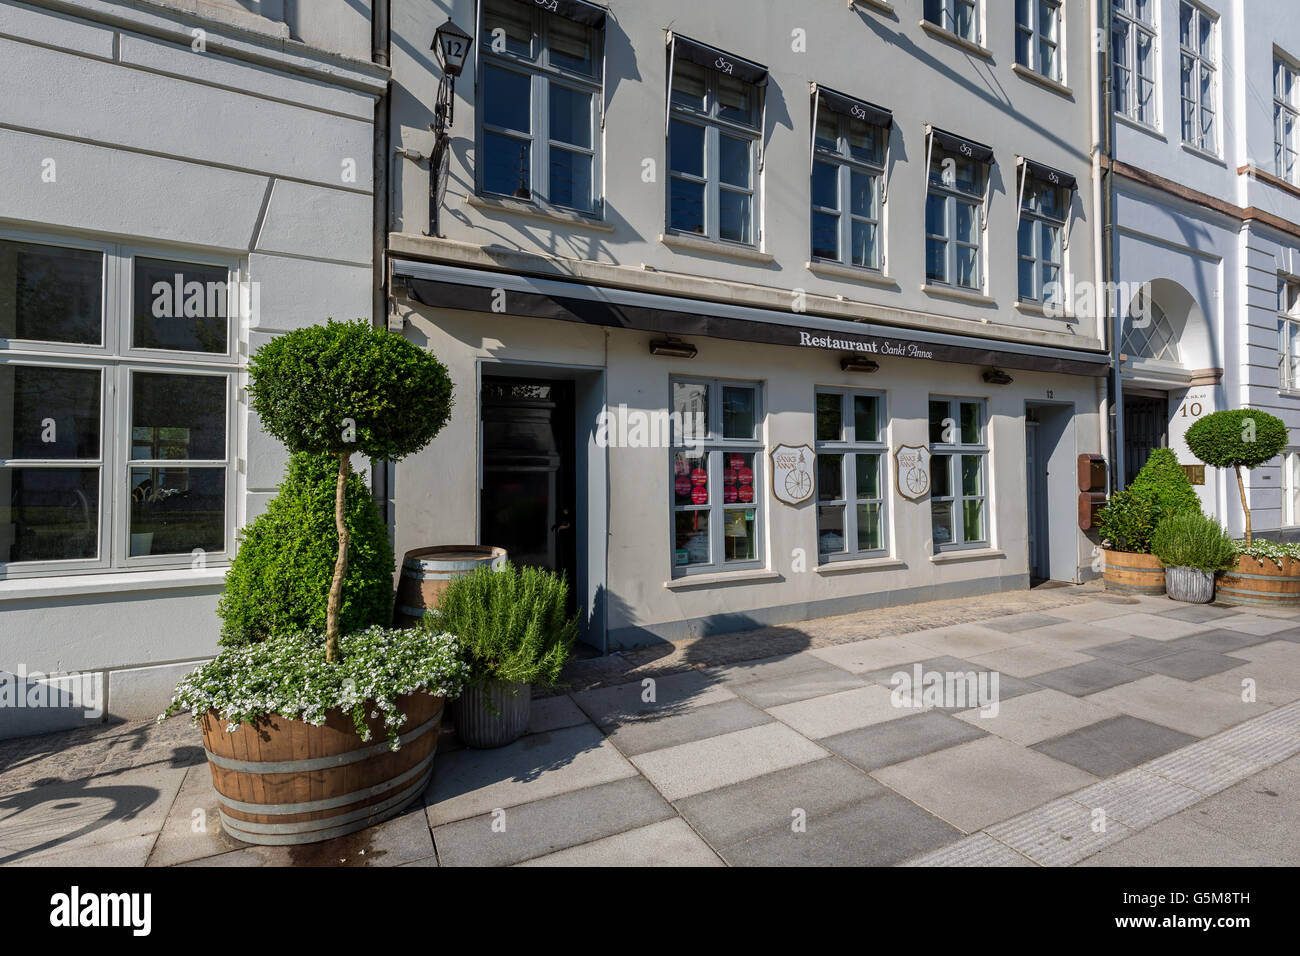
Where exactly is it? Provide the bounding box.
[1023,400,1079,584]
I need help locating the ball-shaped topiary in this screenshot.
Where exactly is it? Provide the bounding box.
[1184,408,1288,545]
[247,320,454,660]
[218,453,395,647]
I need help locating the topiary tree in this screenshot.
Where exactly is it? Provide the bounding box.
[247,319,453,661]
[1128,447,1202,517]
[1184,408,1288,547]
[1097,448,1202,554]
[217,452,395,647]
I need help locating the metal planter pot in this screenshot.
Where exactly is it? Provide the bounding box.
[1165,566,1216,604]
[451,680,531,749]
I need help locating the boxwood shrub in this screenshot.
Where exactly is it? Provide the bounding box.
[1097,449,1202,553]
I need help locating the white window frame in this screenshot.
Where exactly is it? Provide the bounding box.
[1017,168,1068,307]
[811,99,887,273]
[1,228,240,579]
[669,377,765,577]
[1016,0,1062,83]
[475,0,605,215]
[814,388,889,562]
[1279,277,1300,393]
[926,145,987,293]
[1285,448,1300,527]
[1112,0,1159,128]
[925,0,981,44]
[1275,54,1300,185]
[1178,1,1218,155]
[929,396,990,551]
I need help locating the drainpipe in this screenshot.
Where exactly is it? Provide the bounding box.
[372,0,393,526]
[1099,0,1124,491]
[1089,0,1109,475]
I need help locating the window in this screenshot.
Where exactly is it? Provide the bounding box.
[925,0,979,43]
[1279,278,1300,391]
[478,0,604,214]
[1275,56,1300,184]
[811,91,889,271]
[1018,165,1070,306]
[929,398,988,549]
[1286,450,1300,525]
[668,39,765,245]
[1121,287,1180,363]
[1016,0,1062,82]
[671,379,764,574]
[1112,0,1158,127]
[0,235,237,576]
[1179,2,1217,153]
[926,135,990,292]
[815,390,888,560]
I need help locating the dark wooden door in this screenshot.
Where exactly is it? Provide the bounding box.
[1124,396,1167,485]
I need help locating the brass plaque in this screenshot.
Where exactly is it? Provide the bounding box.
[1181,464,1205,486]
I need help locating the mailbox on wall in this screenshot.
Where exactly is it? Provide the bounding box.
[1077,454,1107,531]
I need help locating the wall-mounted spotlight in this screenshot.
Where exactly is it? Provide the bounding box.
[982,368,1014,385]
[841,356,880,373]
[649,337,698,358]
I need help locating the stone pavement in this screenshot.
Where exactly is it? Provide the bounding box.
[4,584,1300,866]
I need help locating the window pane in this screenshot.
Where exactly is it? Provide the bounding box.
[548,14,595,75]
[131,373,226,461]
[850,170,874,219]
[674,509,710,565]
[926,238,948,284]
[855,453,880,499]
[963,498,985,543]
[129,466,224,556]
[718,74,756,126]
[818,453,844,501]
[1016,28,1032,67]
[853,395,879,442]
[960,402,981,444]
[724,507,756,561]
[815,111,839,151]
[926,193,948,237]
[856,502,881,551]
[812,161,839,210]
[132,258,230,354]
[955,201,977,244]
[0,240,103,345]
[929,400,951,444]
[722,386,756,439]
[483,64,531,133]
[672,381,709,438]
[931,454,953,497]
[818,504,846,555]
[816,392,842,442]
[2,365,101,460]
[669,120,704,177]
[955,245,978,289]
[851,221,878,269]
[673,450,707,506]
[1019,258,1036,299]
[549,85,591,148]
[671,58,706,112]
[931,499,954,546]
[961,455,983,496]
[483,0,532,57]
[719,190,752,244]
[669,178,705,233]
[723,451,757,505]
[847,119,881,164]
[719,135,751,188]
[484,132,531,197]
[812,212,839,261]
[549,147,593,212]
[1,467,99,562]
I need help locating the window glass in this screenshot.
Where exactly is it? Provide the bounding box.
[1,365,101,460]
[132,258,230,355]
[816,392,843,442]
[129,465,225,557]
[549,86,591,148]
[0,240,103,345]
[482,0,532,57]
[2,468,99,562]
[722,386,757,439]
[549,14,594,74]
[671,59,707,112]
[719,191,751,244]
[853,394,879,442]
[549,149,592,212]
[130,372,226,462]
[670,120,705,178]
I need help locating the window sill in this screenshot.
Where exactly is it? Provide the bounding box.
[807,260,900,289]
[922,284,996,307]
[1011,63,1072,99]
[665,569,784,590]
[1114,112,1165,141]
[816,556,907,575]
[919,20,993,60]
[468,194,615,232]
[1014,299,1076,321]
[1180,142,1225,167]
[660,233,775,264]
[930,547,1005,564]
[849,0,895,15]
[0,567,227,602]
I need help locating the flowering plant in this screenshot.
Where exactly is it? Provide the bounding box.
[160,626,469,749]
[1234,538,1300,568]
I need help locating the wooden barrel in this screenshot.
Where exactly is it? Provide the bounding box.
[394,545,507,627]
[1217,555,1300,607]
[1102,549,1166,595]
[200,691,443,845]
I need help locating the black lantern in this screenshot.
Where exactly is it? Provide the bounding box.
[432,18,473,78]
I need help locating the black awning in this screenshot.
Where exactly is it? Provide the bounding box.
[507,0,606,28]
[1022,158,1078,192]
[818,86,893,129]
[929,126,995,164]
[672,35,768,86]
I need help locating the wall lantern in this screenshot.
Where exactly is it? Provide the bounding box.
[841,356,880,373]
[982,368,1014,385]
[649,337,698,358]
[432,18,474,79]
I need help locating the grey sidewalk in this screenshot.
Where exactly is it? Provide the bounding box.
[3,583,1300,866]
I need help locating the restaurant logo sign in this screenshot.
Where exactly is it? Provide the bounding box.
[797,330,935,360]
[894,445,932,501]
[770,444,815,506]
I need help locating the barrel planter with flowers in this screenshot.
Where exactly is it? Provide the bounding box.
[1216,552,1300,608]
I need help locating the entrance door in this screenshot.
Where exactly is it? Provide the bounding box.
[1124,395,1168,485]
[480,377,577,605]
[1025,403,1078,583]
[1025,420,1048,580]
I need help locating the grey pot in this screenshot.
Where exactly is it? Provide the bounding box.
[1165,566,1216,604]
[451,680,531,748]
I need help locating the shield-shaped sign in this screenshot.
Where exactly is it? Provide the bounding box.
[770,443,815,506]
[894,445,932,501]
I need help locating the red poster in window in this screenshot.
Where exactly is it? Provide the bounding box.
[729,454,745,469]
[691,467,707,486]
[724,484,738,503]
[737,484,754,503]
[674,475,692,498]
[691,485,708,505]
[738,466,754,486]
[725,468,738,485]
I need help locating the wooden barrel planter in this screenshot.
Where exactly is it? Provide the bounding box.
[200,691,443,846]
[1102,549,1166,596]
[394,545,507,627]
[1216,555,1300,608]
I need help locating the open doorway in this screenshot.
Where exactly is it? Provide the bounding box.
[1025,402,1078,584]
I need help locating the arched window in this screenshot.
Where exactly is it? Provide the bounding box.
[1122,290,1180,363]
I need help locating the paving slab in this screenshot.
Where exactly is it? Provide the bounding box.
[729,662,867,709]
[599,697,772,757]
[703,652,830,686]
[1068,768,1205,829]
[515,818,723,866]
[426,724,638,825]
[905,624,1029,659]
[1076,810,1284,866]
[1030,715,1199,777]
[146,762,226,867]
[570,669,735,729]
[9,832,158,867]
[977,612,1071,633]
[808,635,932,674]
[1160,628,1269,655]
[1234,639,1300,669]
[674,756,886,849]
[1156,604,1241,624]
[1032,600,1135,623]
[1014,622,1132,652]
[820,710,987,773]
[1086,675,1267,738]
[766,684,919,739]
[901,830,1035,866]
[984,794,1135,866]
[1134,650,1249,681]
[1263,626,1300,642]
[1215,614,1298,637]
[863,656,1041,709]
[432,776,675,867]
[1088,636,1178,664]
[528,695,592,735]
[1031,659,1149,696]
[720,791,962,866]
[871,735,1098,833]
[1096,612,1216,641]
[955,689,1120,746]
[967,643,1093,678]
[628,722,826,801]
[1192,662,1300,706]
